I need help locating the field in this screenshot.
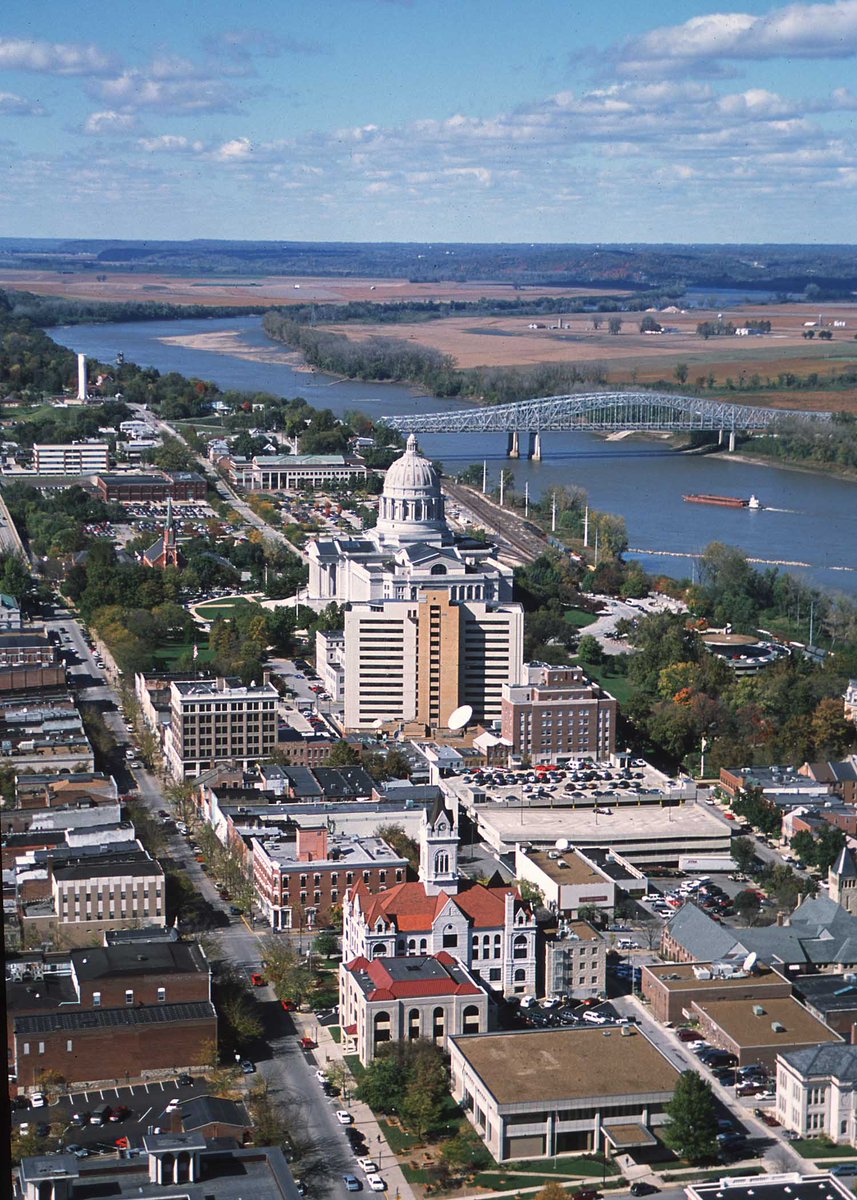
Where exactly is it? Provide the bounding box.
[321,302,857,409]
[0,268,630,307]
[191,595,262,620]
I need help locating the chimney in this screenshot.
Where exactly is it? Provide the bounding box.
[77,353,87,401]
[216,676,226,692]
[296,825,329,863]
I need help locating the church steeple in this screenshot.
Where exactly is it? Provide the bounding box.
[419,794,459,895]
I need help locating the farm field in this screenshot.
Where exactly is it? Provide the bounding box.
[0,268,630,307]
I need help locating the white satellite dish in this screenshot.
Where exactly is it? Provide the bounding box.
[555,838,569,851]
[743,951,758,973]
[447,704,473,732]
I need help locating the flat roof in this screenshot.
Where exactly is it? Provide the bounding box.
[688,1174,856,1200]
[476,801,728,846]
[795,973,857,1011]
[643,962,784,991]
[450,1026,679,1106]
[524,849,607,888]
[15,999,215,1035]
[693,996,843,1048]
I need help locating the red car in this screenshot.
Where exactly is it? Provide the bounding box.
[281,999,297,1011]
[250,973,267,987]
[299,1036,316,1049]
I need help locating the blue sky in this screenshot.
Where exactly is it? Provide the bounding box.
[1,0,856,243]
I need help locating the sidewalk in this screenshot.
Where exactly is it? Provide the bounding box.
[295,1011,418,1200]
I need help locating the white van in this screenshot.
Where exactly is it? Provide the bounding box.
[582,1010,609,1025]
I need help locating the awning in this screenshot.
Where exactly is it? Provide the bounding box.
[344,1023,357,1036]
[602,1123,657,1149]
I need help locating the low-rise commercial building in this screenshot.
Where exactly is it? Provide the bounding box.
[687,1174,857,1200]
[791,971,857,1039]
[253,826,408,930]
[0,592,22,629]
[250,453,369,490]
[777,1045,857,1141]
[449,1026,680,1161]
[515,846,616,918]
[691,994,842,1069]
[501,665,617,764]
[95,470,207,502]
[0,629,56,667]
[33,442,110,474]
[641,960,793,1026]
[544,921,606,999]
[0,695,94,772]
[340,951,491,1065]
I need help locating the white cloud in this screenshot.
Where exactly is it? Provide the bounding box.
[0,91,46,116]
[92,69,246,114]
[138,134,202,153]
[83,110,138,135]
[0,36,116,76]
[616,0,857,75]
[215,137,253,160]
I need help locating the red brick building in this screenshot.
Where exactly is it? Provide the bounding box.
[8,940,216,1089]
[95,471,207,502]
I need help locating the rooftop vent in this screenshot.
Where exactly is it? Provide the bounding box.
[772,1021,787,1032]
[752,1005,766,1016]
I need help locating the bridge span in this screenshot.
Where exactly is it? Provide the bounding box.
[385,391,832,458]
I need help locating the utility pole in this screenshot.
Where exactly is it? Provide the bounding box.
[809,599,815,647]
[482,460,487,495]
[583,505,589,548]
[499,470,505,507]
[551,492,557,533]
[594,523,600,566]
[524,480,529,518]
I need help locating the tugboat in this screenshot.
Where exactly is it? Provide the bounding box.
[683,493,762,509]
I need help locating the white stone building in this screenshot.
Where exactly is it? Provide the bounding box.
[342,796,537,997]
[777,1045,857,1142]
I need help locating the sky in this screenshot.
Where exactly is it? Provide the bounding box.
[1,0,856,244]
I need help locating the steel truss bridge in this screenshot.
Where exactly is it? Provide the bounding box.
[385,392,832,449]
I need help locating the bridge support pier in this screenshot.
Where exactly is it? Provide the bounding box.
[507,430,520,458]
[728,430,736,452]
[529,432,542,461]
[718,428,724,445]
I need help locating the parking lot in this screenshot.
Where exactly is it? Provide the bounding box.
[12,1075,212,1157]
[460,759,690,811]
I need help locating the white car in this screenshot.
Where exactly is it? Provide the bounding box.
[30,1092,46,1108]
[366,1175,386,1192]
[315,1069,328,1083]
[336,1110,353,1125]
[165,1098,181,1112]
[357,1158,378,1173]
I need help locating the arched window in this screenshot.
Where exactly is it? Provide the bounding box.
[442,923,458,949]
[176,1152,191,1184]
[407,937,416,954]
[430,564,447,575]
[419,937,428,954]
[434,850,449,876]
[432,1005,445,1040]
[374,1010,392,1048]
[408,1008,421,1040]
[513,934,528,960]
[372,943,387,958]
[514,968,526,983]
[463,1004,481,1033]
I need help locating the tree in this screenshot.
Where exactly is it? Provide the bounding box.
[402,1048,448,1138]
[324,740,361,767]
[375,823,419,869]
[674,362,689,385]
[440,1125,493,1175]
[640,315,663,333]
[261,936,313,1004]
[313,929,339,958]
[608,317,622,336]
[356,1054,408,1114]
[662,1070,719,1163]
[534,1183,570,1200]
[577,634,604,666]
[731,836,756,876]
[733,890,762,924]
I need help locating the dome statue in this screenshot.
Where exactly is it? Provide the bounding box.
[375,434,452,546]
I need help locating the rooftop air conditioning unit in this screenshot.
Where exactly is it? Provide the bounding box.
[771,1021,786,1032]
[752,1005,766,1016]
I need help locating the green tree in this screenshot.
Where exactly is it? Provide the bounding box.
[440,1125,493,1174]
[261,936,313,1004]
[674,362,689,385]
[608,317,622,336]
[402,1049,448,1138]
[662,1070,718,1163]
[731,836,756,876]
[356,1054,409,1114]
[577,634,604,666]
[313,929,340,959]
[324,740,361,767]
[375,823,419,870]
[733,890,762,924]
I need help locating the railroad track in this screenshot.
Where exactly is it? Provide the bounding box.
[443,481,546,564]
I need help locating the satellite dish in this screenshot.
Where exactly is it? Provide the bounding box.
[743,951,758,973]
[555,838,569,851]
[447,704,473,732]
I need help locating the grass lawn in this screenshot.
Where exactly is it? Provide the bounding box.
[791,1139,857,1158]
[507,1157,617,1178]
[328,1026,342,1044]
[571,658,634,706]
[379,1118,420,1155]
[564,609,598,630]
[194,596,262,619]
[344,1054,364,1079]
[152,637,214,667]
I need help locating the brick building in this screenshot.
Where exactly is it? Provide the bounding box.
[253,825,409,930]
[640,960,792,1026]
[0,629,57,667]
[166,674,279,779]
[95,470,207,503]
[501,664,617,764]
[8,940,215,1088]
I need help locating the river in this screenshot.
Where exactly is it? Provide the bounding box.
[51,315,857,597]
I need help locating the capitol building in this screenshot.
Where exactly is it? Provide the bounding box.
[308,436,524,731]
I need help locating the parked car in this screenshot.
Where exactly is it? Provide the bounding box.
[241,1060,256,1074]
[177,1074,194,1087]
[357,1158,378,1172]
[336,1110,354,1125]
[64,1145,90,1159]
[630,1185,660,1196]
[343,1176,361,1192]
[109,1105,131,1122]
[366,1175,386,1192]
[29,1092,46,1108]
[250,973,267,987]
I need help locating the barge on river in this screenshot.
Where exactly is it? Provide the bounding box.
[683,493,762,509]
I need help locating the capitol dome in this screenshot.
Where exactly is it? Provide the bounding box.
[375,434,452,546]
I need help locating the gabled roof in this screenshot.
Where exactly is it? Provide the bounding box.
[351,878,525,932]
[180,1093,250,1131]
[344,951,482,1000]
[833,846,857,880]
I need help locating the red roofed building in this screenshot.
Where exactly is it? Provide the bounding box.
[340,951,492,1064]
[342,796,537,998]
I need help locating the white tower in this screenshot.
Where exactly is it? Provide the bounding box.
[419,794,460,896]
[77,353,87,401]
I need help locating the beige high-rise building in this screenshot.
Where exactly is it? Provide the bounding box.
[312,435,523,732]
[166,674,279,779]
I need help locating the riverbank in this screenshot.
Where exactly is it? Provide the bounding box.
[708,447,857,484]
